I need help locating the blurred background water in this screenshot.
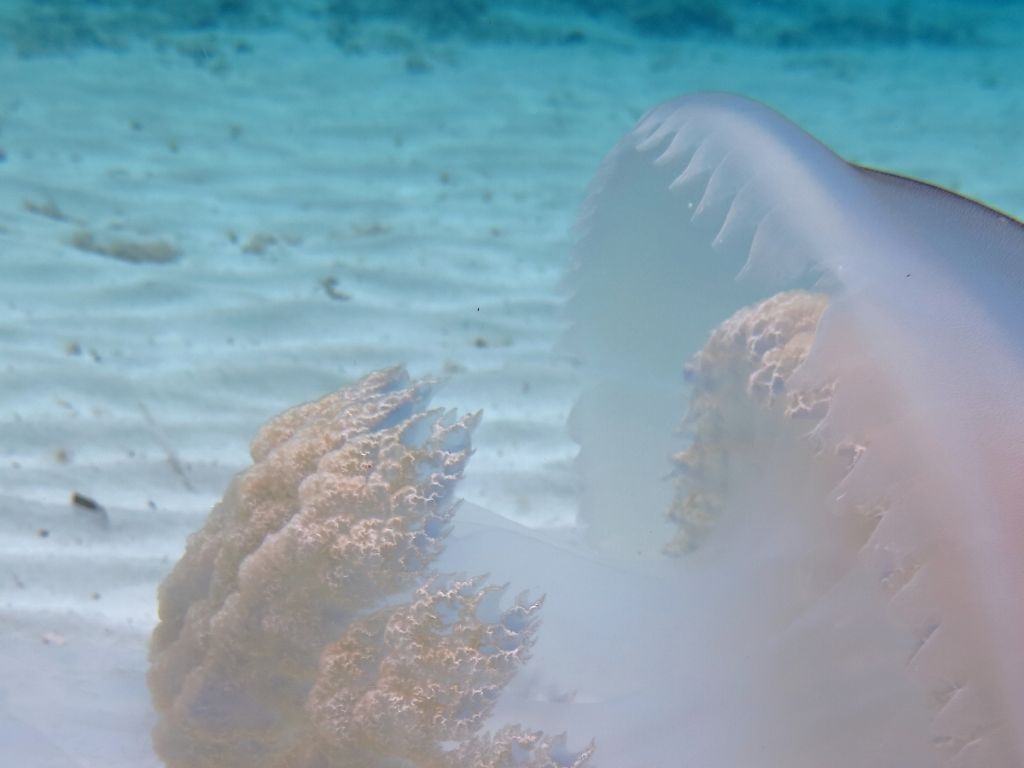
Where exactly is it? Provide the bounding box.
[2,0,1022,53]
[3,0,1022,206]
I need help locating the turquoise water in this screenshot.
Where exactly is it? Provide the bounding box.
[4,1,1022,52]
[1,2,1023,767]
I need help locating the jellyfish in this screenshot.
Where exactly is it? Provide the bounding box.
[145,93,1024,767]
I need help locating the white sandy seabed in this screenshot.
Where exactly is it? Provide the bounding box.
[0,19,1022,766]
